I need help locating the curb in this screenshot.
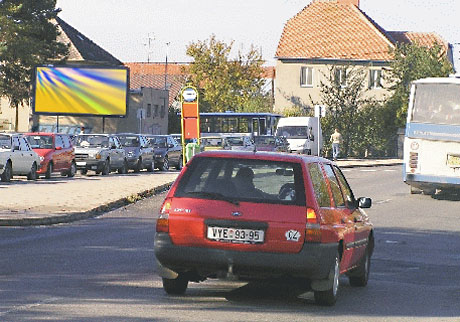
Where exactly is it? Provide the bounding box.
[0,181,174,227]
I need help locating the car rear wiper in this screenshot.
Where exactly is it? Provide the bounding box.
[185,191,239,206]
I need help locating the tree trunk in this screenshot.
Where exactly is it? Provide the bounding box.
[15,106,19,132]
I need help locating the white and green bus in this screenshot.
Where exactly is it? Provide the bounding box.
[404,77,460,194]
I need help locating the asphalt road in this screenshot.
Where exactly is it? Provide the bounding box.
[0,165,459,321]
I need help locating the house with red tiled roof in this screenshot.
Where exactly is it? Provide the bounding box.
[274,0,450,112]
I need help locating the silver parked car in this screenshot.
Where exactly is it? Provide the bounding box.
[74,134,128,175]
[0,133,41,182]
[116,133,155,172]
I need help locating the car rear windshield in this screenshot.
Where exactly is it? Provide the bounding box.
[175,156,306,206]
[149,136,167,148]
[25,135,53,149]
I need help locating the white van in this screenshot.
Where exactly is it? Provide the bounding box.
[275,117,323,155]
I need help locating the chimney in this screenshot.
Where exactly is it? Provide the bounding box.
[337,0,360,7]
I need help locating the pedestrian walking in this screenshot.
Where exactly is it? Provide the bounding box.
[330,128,342,161]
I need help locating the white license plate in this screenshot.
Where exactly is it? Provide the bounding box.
[207,226,264,244]
[447,154,460,167]
[91,166,98,170]
[76,161,86,166]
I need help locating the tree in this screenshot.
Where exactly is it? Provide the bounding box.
[185,35,270,112]
[0,0,68,131]
[386,42,452,127]
[319,65,368,157]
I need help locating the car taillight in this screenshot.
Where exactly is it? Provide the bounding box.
[156,198,171,233]
[409,152,418,170]
[305,208,321,243]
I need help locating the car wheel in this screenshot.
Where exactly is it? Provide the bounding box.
[134,158,142,173]
[348,247,371,287]
[101,159,110,175]
[118,160,128,174]
[175,156,183,170]
[147,159,155,172]
[422,188,436,196]
[45,162,53,179]
[161,156,169,171]
[314,252,340,306]
[67,162,77,177]
[1,161,12,182]
[162,275,188,295]
[80,169,88,175]
[27,163,38,181]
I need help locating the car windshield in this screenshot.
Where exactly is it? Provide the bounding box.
[277,126,308,138]
[76,135,109,148]
[175,157,305,206]
[149,137,167,148]
[118,136,140,147]
[202,138,223,147]
[25,135,54,149]
[0,135,11,149]
[254,136,276,145]
[227,137,245,146]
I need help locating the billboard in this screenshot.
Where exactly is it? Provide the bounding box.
[32,66,129,117]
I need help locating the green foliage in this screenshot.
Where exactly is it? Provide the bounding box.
[319,65,367,157]
[186,35,269,112]
[280,105,312,117]
[0,0,69,130]
[386,42,452,127]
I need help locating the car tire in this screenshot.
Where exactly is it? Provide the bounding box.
[410,186,422,194]
[118,160,128,174]
[101,159,110,175]
[175,156,183,170]
[162,275,188,295]
[348,247,371,287]
[147,159,155,172]
[1,161,12,182]
[314,252,340,306]
[161,156,169,171]
[134,158,142,173]
[67,162,77,177]
[45,162,53,179]
[27,163,38,181]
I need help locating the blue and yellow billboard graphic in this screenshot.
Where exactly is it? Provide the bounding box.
[33,66,129,117]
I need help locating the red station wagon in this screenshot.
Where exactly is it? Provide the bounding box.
[25,133,76,179]
[154,151,373,306]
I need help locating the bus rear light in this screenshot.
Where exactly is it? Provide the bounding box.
[409,152,418,169]
[156,198,171,233]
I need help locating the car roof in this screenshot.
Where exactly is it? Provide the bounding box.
[194,150,332,165]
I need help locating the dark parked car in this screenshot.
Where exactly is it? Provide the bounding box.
[25,132,76,178]
[254,135,290,153]
[154,151,373,306]
[146,135,182,171]
[116,133,155,172]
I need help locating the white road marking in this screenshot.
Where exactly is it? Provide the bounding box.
[0,297,61,317]
[361,169,377,172]
[375,198,392,204]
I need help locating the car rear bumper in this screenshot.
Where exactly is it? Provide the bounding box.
[154,233,337,280]
[75,160,104,171]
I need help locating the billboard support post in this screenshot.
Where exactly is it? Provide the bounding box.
[56,115,59,133]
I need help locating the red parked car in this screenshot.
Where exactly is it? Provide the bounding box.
[24,133,76,179]
[154,151,373,306]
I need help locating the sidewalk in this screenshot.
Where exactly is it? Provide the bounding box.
[0,158,402,226]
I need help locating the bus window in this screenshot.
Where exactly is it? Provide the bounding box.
[239,118,249,133]
[259,118,267,135]
[252,118,259,135]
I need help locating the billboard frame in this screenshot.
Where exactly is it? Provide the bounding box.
[31,64,130,118]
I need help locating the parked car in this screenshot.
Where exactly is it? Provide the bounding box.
[0,133,41,182]
[116,133,155,172]
[225,135,255,151]
[171,134,182,145]
[254,135,290,153]
[74,134,127,175]
[146,135,182,171]
[154,151,373,306]
[24,132,76,179]
[200,136,228,151]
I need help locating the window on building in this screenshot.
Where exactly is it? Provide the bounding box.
[147,103,152,117]
[160,105,165,118]
[154,105,159,117]
[300,66,313,87]
[334,68,347,87]
[369,69,382,89]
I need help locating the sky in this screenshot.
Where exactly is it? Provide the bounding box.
[55,0,460,66]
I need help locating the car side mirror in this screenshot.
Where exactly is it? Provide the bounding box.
[357,197,372,208]
[111,145,117,149]
[13,146,20,151]
[55,146,62,150]
[168,143,174,148]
